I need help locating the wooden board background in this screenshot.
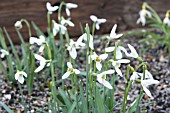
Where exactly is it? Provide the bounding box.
[0,0,170,44]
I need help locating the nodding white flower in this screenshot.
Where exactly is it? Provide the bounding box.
[110,59,130,77]
[141,79,159,99]
[105,46,127,59]
[90,52,108,71]
[14,21,22,29]
[15,70,27,84]
[67,39,85,59]
[97,70,115,89]
[107,24,123,40]
[46,2,59,14]
[0,49,9,58]
[62,62,80,79]
[52,20,67,36]
[90,15,106,30]
[136,4,151,26]
[30,35,46,52]
[163,12,170,26]
[61,17,75,27]
[34,54,51,73]
[130,70,159,98]
[65,3,78,16]
[78,33,94,49]
[126,44,139,58]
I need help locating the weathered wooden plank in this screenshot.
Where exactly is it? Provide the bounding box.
[0,0,170,44]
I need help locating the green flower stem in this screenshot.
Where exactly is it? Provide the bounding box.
[113,40,120,60]
[120,80,133,113]
[92,22,96,36]
[20,19,32,37]
[58,2,65,22]
[19,84,27,112]
[47,12,51,32]
[85,24,90,109]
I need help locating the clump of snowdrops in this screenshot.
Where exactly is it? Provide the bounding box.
[0,1,159,113]
[136,2,170,52]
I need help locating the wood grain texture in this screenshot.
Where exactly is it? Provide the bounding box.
[0,0,170,44]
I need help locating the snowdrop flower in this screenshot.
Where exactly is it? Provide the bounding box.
[141,79,159,99]
[126,44,139,58]
[130,72,140,81]
[15,70,27,84]
[110,59,130,77]
[34,54,51,73]
[105,46,127,59]
[62,62,80,79]
[52,20,67,36]
[30,35,46,52]
[61,17,75,27]
[46,2,59,14]
[137,3,151,26]
[65,3,78,16]
[107,24,123,40]
[67,39,85,59]
[90,52,108,71]
[97,70,115,89]
[163,12,170,26]
[14,21,22,29]
[90,15,106,30]
[78,33,94,49]
[0,49,9,58]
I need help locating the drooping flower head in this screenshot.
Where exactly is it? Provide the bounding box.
[52,20,67,36]
[65,3,78,16]
[34,54,51,73]
[97,70,115,89]
[107,24,123,40]
[90,15,106,30]
[46,2,59,14]
[136,3,151,26]
[14,21,22,29]
[90,52,108,71]
[30,35,46,53]
[110,59,130,77]
[163,11,170,26]
[0,49,9,58]
[62,62,80,79]
[61,17,75,27]
[15,70,27,84]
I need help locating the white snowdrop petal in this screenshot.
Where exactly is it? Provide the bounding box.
[69,47,77,59]
[96,62,102,71]
[66,3,78,8]
[96,23,100,30]
[141,79,159,87]
[117,59,130,63]
[15,72,19,80]
[105,47,115,52]
[74,69,80,74]
[116,49,123,60]
[67,62,73,68]
[102,79,113,89]
[142,86,153,98]
[127,44,139,58]
[90,15,97,22]
[115,34,123,39]
[97,77,103,84]
[99,54,108,60]
[130,72,139,81]
[34,62,46,73]
[21,71,27,78]
[66,8,70,16]
[39,45,45,53]
[62,72,71,79]
[102,70,115,75]
[110,24,117,37]
[34,54,46,61]
[115,67,122,77]
[18,76,24,84]
[98,19,106,23]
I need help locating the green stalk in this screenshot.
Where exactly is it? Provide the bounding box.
[20,19,32,37]
[19,84,27,112]
[47,12,51,32]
